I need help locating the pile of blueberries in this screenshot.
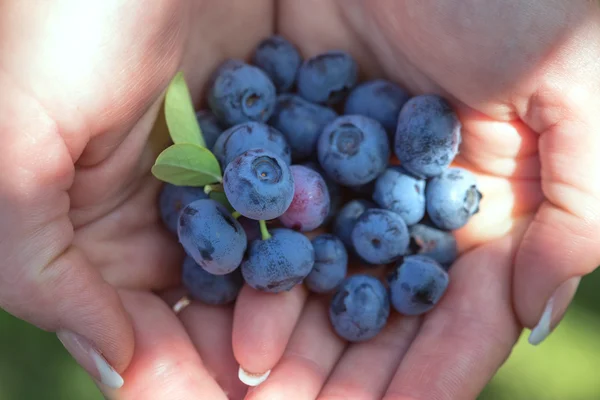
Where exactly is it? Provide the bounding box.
[159,35,482,342]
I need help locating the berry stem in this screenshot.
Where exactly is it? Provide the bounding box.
[203,183,224,195]
[232,211,241,219]
[259,220,272,240]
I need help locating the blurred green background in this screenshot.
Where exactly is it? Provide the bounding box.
[1,269,599,400]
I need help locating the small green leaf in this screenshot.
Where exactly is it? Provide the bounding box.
[164,71,205,147]
[209,191,234,213]
[151,143,221,186]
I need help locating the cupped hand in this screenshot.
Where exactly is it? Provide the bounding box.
[0,0,272,398]
[2,1,600,400]
[233,1,600,400]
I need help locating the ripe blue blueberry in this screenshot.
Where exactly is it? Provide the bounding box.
[408,224,457,269]
[208,59,277,126]
[252,35,302,93]
[182,256,243,305]
[279,165,330,232]
[372,166,426,226]
[388,255,449,316]
[426,167,482,230]
[344,79,411,135]
[317,115,390,186]
[177,199,247,275]
[297,50,358,105]
[269,94,338,161]
[305,234,348,294]
[351,209,410,265]
[212,121,291,168]
[394,94,462,178]
[329,275,390,342]
[159,184,207,234]
[242,228,315,293]
[333,199,375,251]
[223,149,295,220]
[195,110,223,150]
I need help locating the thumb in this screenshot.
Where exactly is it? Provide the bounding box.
[514,59,600,344]
[0,85,134,389]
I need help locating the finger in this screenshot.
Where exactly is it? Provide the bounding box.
[244,297,346,400]
[453,106,540,179]
[97,290,228,400]
[514,76,600,344]
[232,284,308,385]
[319,314,421,400]
[0,80,134,389]
[383,233,523,400]
[162,289,248,400]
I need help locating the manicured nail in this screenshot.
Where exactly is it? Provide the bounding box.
[528,276,581,345]
[57,330,124,389]
[238,365,271,386]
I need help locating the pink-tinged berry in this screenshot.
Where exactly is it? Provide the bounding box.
[279,165,330,232]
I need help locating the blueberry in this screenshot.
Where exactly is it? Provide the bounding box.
[394,94,462,178]
[408,224,457,269]
[333,199,376,250]
[269,94,338,161]
[388,255,449,316]
[177,199,247,275]
[252,35,302,93]
[329,275,390,342]
[208,59,277,126]
[159,184,207,234]
[351,209,409,265]
[344,79,411,135]
[279,165,330,232]
[317,115,390,186]
[425,167,482,230]
[305,234,348,294]
[195,110,223,150]
[211,132,227,167]
[301,160,343,225]
[297,50,358,105]
[182,256,243,305]
[213,121,291,168]
[242,228,315,293]
[223,149,295,220]
[372,167,426,226]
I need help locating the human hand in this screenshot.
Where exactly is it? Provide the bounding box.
[231,1,600,399]
[0,1,275,398]
[3,1,599,399]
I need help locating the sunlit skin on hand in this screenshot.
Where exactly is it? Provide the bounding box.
[1,1,599,399]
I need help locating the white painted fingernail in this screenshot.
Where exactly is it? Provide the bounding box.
[57,330,124,389]
[528,276,581,346]
[238,365,270,386]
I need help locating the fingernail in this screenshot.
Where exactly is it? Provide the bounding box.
[528,276,581,345]
[238,365,270,386]
[57,330,124,389]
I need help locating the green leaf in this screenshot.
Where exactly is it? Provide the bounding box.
[209,191,234,213]
[164,71,205,147]
[151,143,221,186]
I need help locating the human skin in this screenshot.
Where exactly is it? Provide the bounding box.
[1,1,599,399]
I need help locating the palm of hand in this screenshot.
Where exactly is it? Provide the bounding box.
[8,1,598,399]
